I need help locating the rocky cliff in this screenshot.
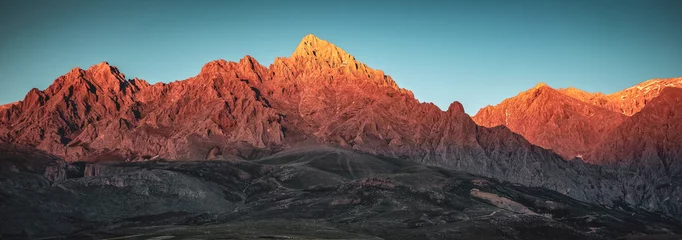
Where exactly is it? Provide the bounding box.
[473,83,627,160]
[1,34,680,219]
[473,80,682,217]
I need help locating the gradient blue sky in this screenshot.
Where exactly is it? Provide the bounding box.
[1,0,681,114]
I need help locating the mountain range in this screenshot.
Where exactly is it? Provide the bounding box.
[1,34,681,239]
[474,77,682,163]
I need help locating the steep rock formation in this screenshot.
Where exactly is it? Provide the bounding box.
[0,34,680,219]
[590,87,682,166]
[69,56,286,161]
[587,88,682,216]
[473,81,682,217]
[0,63,148,157]
[0,102,20,125]
[559,77,682,116]
[473,83,627,160]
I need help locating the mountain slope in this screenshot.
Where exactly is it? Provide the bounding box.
[590,87,682,166]
[472,81,682,218]
[473,83,627,160]
[0,34,680,219]
[590,87,682,217]
[559,77,682,116]
[0,63,149,157]
[473,79,682,163]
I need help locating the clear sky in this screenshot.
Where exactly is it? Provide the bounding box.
[1,0,681,114]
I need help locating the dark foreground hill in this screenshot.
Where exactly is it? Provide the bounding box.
[1,145,680,239]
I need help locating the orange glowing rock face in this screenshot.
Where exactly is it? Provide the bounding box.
[274,34,404,91]
[0,33,568,188]
[292,34,359,69]
[3,34,682,220]
[0,33,679,174]
[587,87,682,165]
[558,77,682,116]
[0,34,483,163]
[473,83,628,160]
[473,78,682,164]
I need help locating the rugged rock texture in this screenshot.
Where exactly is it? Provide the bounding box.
[0,143,68,182]
[559,77,682,116]
[587,88,682,217]
[0,102,19,125]
[473,83,627,160]
[473,81,682,218]
[0,57,284,161]
[0,63,149,159]
[0,34,680,220]
[1,147,680,239]
[474,79,682,162]
[590,87,682,166]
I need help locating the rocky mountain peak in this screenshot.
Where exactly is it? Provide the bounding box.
[446,101,465,114]
[529,82,556,94]
[291,34,357,69]
[2,34,682,223]
[557,77,682,116]
[198,56,267,83]
[200,59,230,74]
[49,61,128,94]
[238,55,259,67]
[87,61,114,71]
[86,61,124,79]
[506,82,558,104]
[534,82,549,89]
[473,82,628,160]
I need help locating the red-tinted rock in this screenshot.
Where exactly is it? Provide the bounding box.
[1,62,146,158]
[473,78,682,164]
[558,77,682,116]
[473,83,627,160]
[0,35,571,184]
[2,33,681,219]
[589,87,682,166]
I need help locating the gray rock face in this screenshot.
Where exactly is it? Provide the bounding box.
[0,143,67,182]
[1,147,680,239]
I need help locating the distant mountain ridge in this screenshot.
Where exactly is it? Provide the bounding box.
[559,77,682,116]
[473,77,682,219]
[473,76,682,164]
[473,83,628,160]
[1,34,681,219]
